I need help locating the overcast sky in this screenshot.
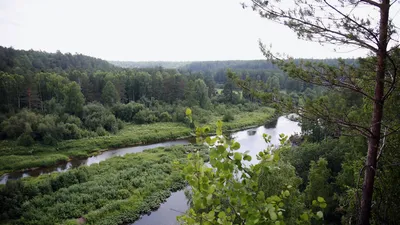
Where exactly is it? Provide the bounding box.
[1,0,398,61]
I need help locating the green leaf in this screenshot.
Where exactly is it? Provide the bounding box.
[312,200,318,206]
[284,190,290,197]
[218,211,226,219]
[209,185,216,194]
[300,213,309,221]
[269,211,278,221]
[317,196,325,203]
[316,211,324,219]
[243,154,252,161]
[185,108,192,116]
[320,202,327,209]
[234,152,242,161]
[231,142,241,150]
[207,211,215,220]
[206,194,213,203]
[216,120,223,135]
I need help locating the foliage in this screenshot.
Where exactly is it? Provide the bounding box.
[0,145,208,225]
[112,102,144,122]
[179,115,325,224]
[82,103,120,133]
[222,110,234,122]
[64,82,85,115]
[304,158,332,213]
[102,81,119,106]
[159,111,172,122]
[241,1,397,223]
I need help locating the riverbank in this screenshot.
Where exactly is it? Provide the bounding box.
[0,145,209,225]
[0,107,276,176]
[0,115,300,225]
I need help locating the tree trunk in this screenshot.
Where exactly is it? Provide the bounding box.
[359,1,389,224]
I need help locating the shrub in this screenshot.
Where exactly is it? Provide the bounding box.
[96,127,108,136]
[62,123,83,139]
[172,106,187,123]
[104,114,119,133]
[17,133,35,146]
[133,109,159,124]
[83,103,108,129]
[159,112,172,122]
[1,110,41,139]
[64,115,82,127]
[43,133,58,146]
[83,103,119,133]
[222,111,234,122]
[112,103,133,122]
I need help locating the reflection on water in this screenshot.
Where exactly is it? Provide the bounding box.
[264,118,278,128]
[0,116,301,224]
[247,130,257,136]
[1,117,300,186]
[232,116,301,164]
[132,190,189,225]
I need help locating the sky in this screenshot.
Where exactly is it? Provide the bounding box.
[0,0,398,61]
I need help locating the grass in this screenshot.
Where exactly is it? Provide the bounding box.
[0,145,209,225]
[0,107,276,175]
[0,123,192,175]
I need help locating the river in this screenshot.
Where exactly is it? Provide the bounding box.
[0,140,190,184]
[0,116,300,224]
[131,115,300,225]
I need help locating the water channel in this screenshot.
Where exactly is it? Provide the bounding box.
[132,116,301,225]
[0,115,301,225]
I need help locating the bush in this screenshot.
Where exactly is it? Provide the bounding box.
[104,114,118,133]
[96,127,108,136]
[83,103,109,130]
[17,133,35,146]
[43,133,58,146]
[111,103,130,122]
[133,109,159,124]
[83,103,120,133]
[222,111,234,122]
[61,123,83,139]
[159,112,172,122]
[64,115,82,127]
[1,110,41,139]
[171,106,187,123]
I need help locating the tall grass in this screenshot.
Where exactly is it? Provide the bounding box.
[0,107,276,175]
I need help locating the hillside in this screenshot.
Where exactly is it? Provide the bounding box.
[0,46,115,75]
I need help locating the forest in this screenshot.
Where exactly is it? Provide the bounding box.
[0,43,398,225]
[0,47,399,225]
[1,0,400,224]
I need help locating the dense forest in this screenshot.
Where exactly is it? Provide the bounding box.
[1,0,400,223]
[1,41,399,225]
[0,43,399,225]
[0,46,292,179]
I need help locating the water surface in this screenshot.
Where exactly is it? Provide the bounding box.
[131,116,300,225]
[0,140,189,184]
